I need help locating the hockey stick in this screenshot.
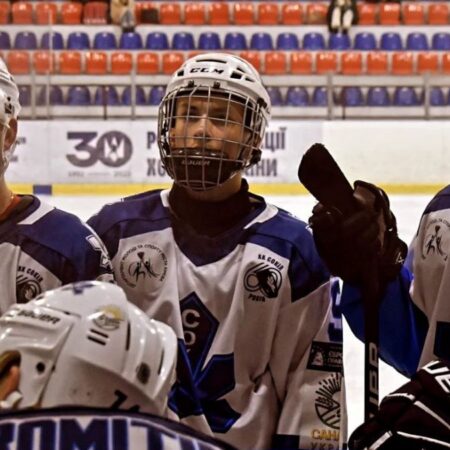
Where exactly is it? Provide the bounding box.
[298,143,379,420]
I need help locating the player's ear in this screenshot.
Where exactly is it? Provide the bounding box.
[4,118,17,151]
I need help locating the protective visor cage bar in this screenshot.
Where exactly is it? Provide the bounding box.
[158,84,269,191]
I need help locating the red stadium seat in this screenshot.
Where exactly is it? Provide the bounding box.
[239,51,261,71]
[33,51,55,74]
[233,3,254,25]
[0,1,10,24]
[134,2,157,24]
[402,3,425,25]
[7,51,30,74]
[11,2,33,24]
[417,52,439,73]
[59,51,82,74]
[392,52,414,75]
[208,2,229,25]
[85,51,107,74]
[264,52,286,74]
[379,3,400,25]
[357,3,377,25]
[428,3,449,25]
[137,52,159,74]
[35,2,58,25]
[111,52,132,74]
[341,52,363,75]
[162,53,184,74]
[281,3,303,25]
[305,3,327,24]
[83,1,108,25]
[257,3,279,25]
[367,52,388,74]
[185,3,206,25]
[159,3,181,25]
[290,52,312,74]
[61,2,82,24]
[316,52,338,73]
[442,53,450,73]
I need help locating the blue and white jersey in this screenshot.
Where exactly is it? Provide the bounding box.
[0,407,236,450]
[89,189,347,450]
[0,195,113,313]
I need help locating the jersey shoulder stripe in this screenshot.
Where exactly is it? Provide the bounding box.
[423,185,450,215]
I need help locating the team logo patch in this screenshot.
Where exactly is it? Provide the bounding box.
[120,244,168,288]
[244,259,282,301]
[421,218,450,261]
[16,267,44,303]
[307,342,343,372]
[314,373,342,430]
[93,305,125,331]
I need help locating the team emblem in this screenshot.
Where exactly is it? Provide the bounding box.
[244,262,282,299]
[421,218,450,261]
[16,270,43,304]
[93,305,125,331]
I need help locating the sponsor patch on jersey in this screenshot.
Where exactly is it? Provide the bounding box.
[314,372,342,430]
[307,341,343,372]
[16,266,44,303]
[244,255,283,302]
[421,217,450,261]
[93,305,125,331]
[119,244,168,288]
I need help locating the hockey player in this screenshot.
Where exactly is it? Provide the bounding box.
[0,281,237,450]
[0,58,113,311]
[88,53,347,449]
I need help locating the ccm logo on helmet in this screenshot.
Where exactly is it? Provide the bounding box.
[189,68,224,74]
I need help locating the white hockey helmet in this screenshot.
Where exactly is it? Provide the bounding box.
[0,281,177,416]
[158,52,271,191]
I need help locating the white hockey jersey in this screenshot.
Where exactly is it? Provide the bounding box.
[89,189,347,450]
[0,195,113,313]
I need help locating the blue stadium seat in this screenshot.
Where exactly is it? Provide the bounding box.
[393,87,420,106]
[149,86,166,106]
[67,86,91,106]
[93,32,117,50]
[67,32,90,50]
[94,86,120,106]
[367,87,391,106]
[380,32,402,51]
[341,87,364,106]
[121,86,147,106]
[40,31,64,50]
[303,33,326,50]
[0,32,11,50]
[312,87,328,106]
[172,32,195,50]
[14,31,37,50]
[329,33,351,50]
[267,87,283,106]
[119,32,143,50]
[145,32,169,50]
[37,85,64,106]
[276,33,299,50]
[406,32,429,51]
[429,87,445,106]
[224,32,247,50]
[250,32,273,51]
[354,32,376,51]
[18,85,31,106]
[286,87,309,106]
[447,89,450,105]
[432,32,450,50]
[198,32,221,50]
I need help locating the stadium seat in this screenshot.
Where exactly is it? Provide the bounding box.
[341,52,363,75]
[354,32,377,51]
[40,32,64,50]
[111,52,132,74]
[281,3,302,25]
[162,53,184,74]
[442,53,450,74]
[121,86,147,106]
[14,31,37,50]
[94,32,117,50]
[392,52,414,75]
[393,87,420,106]
[379,3,400,25]
[303,32,326,50]
[35,2,57,25]
[267,87,283,106]
[432,33,450,50]
[94,86,120,106]
[233,3,254,25]
[33,51,55,74]
[312,87,328,106]
[61,2,82,25]
[185,3,206,25]
[0,1,10,24]
[134,2,157,24]
[329,33,351,50]
[68,32,90,50]
[357,3,377,25]
[290,52,313,74]
[367,87,390,106]
[305,3,327,24]
[428,3,449,25]
[137,52,159,74]
[402,3,424,25]
[18,85,31,106]
[429,87,445,106]
[83,1,108,25]
[264,52,286,75]
[250,33,273,51]
[277,33,299,50]
[120,32,143,50]
[7,51,30,74]
[257,3,279,25]
[149,86,165,106]
[172,32,195,51]
[198,32,221,50]
[316,52,338,73]
[286,86,309,106]
[159,3,181,25]
[417,52,439,73]
[59,51,82,74]
[208,2,229,25]
[67,86,91,106]
[145,32,169,50]
[406,33,429,51]
[85,51,107,74]
[239,51,261,71]
[224,32,247,50]
[0,32,11,49]
[341,87,364,106]
[37,85,64,106]
[380,32,403,51]
[367,52,388,74]
[11,2,33,24]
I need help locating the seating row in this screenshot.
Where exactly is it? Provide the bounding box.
[17,84,450,107]
[2,30,450,52]
[3,50,450,76]
[1,1,448,26]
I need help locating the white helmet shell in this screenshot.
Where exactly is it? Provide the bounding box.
[0,57,20,121]
[0,282,177,415]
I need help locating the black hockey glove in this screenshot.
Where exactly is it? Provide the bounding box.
[309,180,407,286]
[349,359,450,450]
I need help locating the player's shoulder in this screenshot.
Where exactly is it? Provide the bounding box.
[423,184,450,215]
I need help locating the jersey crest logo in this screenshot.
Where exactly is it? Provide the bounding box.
[314,372,342,430]
[421,218,450,262]
[244,262,282,300]
[16,269,43,303]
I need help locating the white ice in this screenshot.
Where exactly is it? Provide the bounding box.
[38,192,434,437]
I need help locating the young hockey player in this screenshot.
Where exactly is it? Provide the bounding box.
[0,281,237,450]
[0,58,113,311]
[88,53,347,449]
